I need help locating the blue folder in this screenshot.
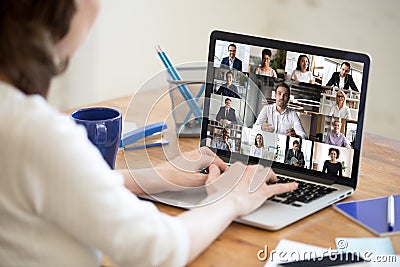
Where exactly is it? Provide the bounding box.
[333,195,400,236]
[119,122,167,148]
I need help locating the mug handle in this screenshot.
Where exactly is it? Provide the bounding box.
[95,123,107,145]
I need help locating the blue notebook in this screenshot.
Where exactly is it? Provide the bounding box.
[333,195,400,236]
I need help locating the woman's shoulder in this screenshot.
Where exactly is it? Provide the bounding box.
[1,83,65,133]
[1,84,102,178]
[2,84,89,154]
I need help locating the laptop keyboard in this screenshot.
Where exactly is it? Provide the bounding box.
[269,176,337,207]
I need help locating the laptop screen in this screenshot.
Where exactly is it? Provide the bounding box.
[201,31,370,187]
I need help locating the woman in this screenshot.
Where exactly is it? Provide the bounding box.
[322,147,343,177]
[250,133,266,158]
[328,89,352,119]
[0,1,298,266]
[290,55,314,84]
[254,49,277,78]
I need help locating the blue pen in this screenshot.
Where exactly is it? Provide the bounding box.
[182,83,205,126]
[156,45,202,116]
[156,45,203,121]
[387,195,395,231]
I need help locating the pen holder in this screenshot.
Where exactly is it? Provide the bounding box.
[166,62,207,137]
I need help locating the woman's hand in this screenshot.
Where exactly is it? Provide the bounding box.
[205,162,297,217]
[155,146,227,188]
[124,147,227,195]
[178,162,298,263]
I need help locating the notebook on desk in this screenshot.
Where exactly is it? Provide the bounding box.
[198,30,371,230]
[143,30,371,231]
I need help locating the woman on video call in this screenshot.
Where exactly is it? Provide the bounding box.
[291,54,314,84]
[250,133,266,158]
[255,49,277,78]
[0,1,297,266]
[328,89,352,120]
[322,147,343,177]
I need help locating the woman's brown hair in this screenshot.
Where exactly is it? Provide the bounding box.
[0,0,76,96]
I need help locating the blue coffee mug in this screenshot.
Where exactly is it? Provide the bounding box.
[71,107,122,169]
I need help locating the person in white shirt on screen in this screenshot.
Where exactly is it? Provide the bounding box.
[325,120,351,148]
[254,49,277,78]
[253,83,307,139]
[249,133,266,158]
[290,55,314,84]
[0,1,298,266]
[328,89,352,120]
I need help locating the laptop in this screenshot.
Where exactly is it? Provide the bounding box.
[140,30,370,231]
[198,30,370,230]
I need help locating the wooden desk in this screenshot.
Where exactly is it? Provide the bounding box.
[78,94,400,266]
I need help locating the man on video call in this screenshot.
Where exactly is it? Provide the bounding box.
[285,140,305,167]
[216,98,238,125]
[211,127,235,152]
[253,82,307,139]
[326,61,358,91]
[214,71,240,98]
[220,43,242,72]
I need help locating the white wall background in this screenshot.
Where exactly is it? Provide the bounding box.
[48,0,400,140]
